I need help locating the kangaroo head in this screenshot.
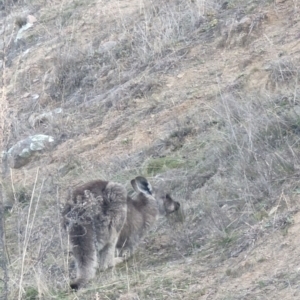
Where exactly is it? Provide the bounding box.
[131,176,180,215]
[163,193,180,214]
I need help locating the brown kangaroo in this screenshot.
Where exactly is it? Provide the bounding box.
[62,176,180,290]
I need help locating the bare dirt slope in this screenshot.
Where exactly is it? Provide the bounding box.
[2,0,300,299]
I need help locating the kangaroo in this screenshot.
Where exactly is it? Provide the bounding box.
[62,176,180,290]
[116,176,180,259]
[62,180,127,290]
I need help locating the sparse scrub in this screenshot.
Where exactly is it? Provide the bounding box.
[163,117,196,151]
[48,50,98,102]
[218,92,300,194]
[127,1,202,63]
[4,175,69,299]
[166,88,300,261]
[47,0,211,106]
[200,91,300,230]
[11,185,31,205]
[0,0,24,11]
[267,57,299,86]
[3,0,300,299]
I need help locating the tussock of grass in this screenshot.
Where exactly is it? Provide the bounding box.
[48,50,99,102]
[267,57,299,85]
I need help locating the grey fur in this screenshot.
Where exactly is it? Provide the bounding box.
[62,180,127,290]
[62,177,180,290]
[116,177,180,259]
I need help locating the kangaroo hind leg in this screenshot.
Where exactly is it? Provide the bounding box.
[70,224,98,290]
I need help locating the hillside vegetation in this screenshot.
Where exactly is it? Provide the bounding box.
[1,0,300,299]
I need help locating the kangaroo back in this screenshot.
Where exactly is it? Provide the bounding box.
[62,180,127,290]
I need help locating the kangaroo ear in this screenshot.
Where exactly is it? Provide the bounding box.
[166,194,173,202]
[131,176,152,195]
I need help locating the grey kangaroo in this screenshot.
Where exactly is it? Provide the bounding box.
[116,177,180,259]
[62,176,180,290]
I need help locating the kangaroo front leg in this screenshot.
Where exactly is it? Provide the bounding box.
[98,243,117,271]
[98,234,120,271]
[117,241,136,262]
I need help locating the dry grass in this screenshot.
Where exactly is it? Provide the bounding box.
[267,56,300,86]
[2,0,300,299]
[44,0,205,108]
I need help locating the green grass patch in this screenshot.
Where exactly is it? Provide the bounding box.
[146,157,185,175]
[24,287,38,300]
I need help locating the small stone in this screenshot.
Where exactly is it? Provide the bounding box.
[27,15,37,24]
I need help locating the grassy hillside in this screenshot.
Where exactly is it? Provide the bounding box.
[1,0,300,299]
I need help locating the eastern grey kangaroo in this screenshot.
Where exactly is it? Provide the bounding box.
[116,177,180,259]
[62,176,180,290]
[62,180,127,290]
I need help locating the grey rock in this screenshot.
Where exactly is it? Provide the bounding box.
[7,135,54,168]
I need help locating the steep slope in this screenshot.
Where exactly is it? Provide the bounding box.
[1,0,300,299]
